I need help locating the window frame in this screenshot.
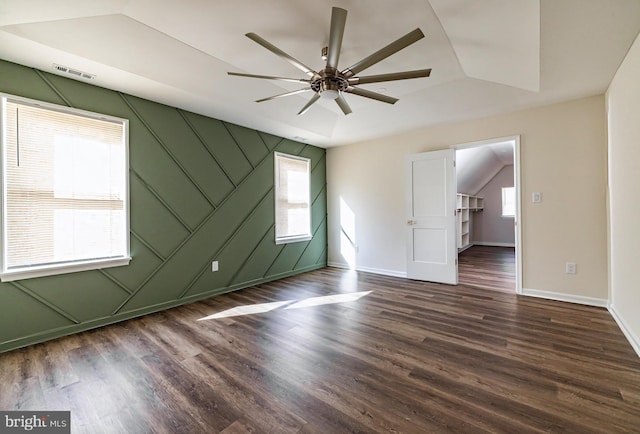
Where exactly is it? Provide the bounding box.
[274,151,312,245]
[0,93,131,282]
[501,186,516,218]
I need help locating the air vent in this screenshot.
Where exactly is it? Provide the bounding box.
[52,64,95,80]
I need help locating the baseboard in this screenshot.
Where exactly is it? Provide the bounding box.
[521,288,608,307]
[472,242,516,247]
[609,305,640,358]
[327,262,407,278]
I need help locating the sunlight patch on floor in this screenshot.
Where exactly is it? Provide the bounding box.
[197,291,372,320]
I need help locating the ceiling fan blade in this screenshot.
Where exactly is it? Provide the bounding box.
[246,32,319,78]
[335,94,352,115]
[326,7,348,70]
[298,93,321,115]
[256,88,312,103]
[345,87,398,105]
[228,72,311,84]
[342,28,425,78]
[350,69,432,85]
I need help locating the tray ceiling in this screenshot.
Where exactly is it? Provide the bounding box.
[1,0,639,147]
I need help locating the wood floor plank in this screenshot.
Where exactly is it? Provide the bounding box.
[459,245,516,292]
[1,258,639,433]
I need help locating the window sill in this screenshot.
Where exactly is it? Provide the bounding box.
[276,234,312,245]
[0,257,131,282]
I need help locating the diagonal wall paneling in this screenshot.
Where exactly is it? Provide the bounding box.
[0,59,327,353]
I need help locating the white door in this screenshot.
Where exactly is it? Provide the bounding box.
[405,149,457,284]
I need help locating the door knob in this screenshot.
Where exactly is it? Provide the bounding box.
[407,219,416,225]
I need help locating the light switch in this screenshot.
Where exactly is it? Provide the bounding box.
[532,192,542,203]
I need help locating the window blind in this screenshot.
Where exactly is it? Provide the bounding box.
[501,186,515,217]
[274,153,311,244]
[3,99,127,270]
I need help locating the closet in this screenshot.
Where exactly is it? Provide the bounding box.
[454,137,518,293]
[456,140,515,252]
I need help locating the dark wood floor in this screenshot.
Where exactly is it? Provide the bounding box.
[1,266,639,433]
[459,245,516,292]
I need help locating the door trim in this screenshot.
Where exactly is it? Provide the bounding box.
[452,135,522,294]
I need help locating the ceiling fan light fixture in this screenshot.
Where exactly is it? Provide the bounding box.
[314,76,347,100]
[320,89,340,100]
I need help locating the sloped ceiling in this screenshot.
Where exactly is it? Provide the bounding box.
[0,0,639,147]
[457,141,514,195]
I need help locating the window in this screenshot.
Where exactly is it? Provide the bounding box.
[1,94,130,281]
[274,152,311,244]
[501,186,515,217]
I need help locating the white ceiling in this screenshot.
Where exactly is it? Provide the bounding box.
[1,0,639,147]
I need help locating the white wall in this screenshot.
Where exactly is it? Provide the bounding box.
[473,165,515,246]
[327,95,608,302]
[607,32,640,355]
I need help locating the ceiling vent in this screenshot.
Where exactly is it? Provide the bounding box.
[53,63,95,80]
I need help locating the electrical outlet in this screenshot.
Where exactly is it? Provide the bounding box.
[532,192,542,203]
[212,261,219,272]
[565,262,576,274]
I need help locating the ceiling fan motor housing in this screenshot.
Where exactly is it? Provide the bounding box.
[312,72,349,99]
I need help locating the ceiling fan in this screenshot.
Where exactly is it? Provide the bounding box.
[228,7,431,115]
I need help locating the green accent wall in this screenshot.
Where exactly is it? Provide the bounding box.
[0,60,327,353]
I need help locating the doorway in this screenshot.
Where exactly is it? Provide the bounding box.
[454,136,522,294]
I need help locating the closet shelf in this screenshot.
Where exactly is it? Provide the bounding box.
[456,193,484,211]
[456,193,483,251]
